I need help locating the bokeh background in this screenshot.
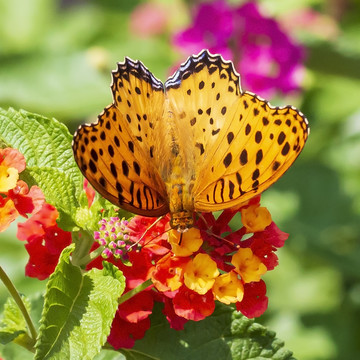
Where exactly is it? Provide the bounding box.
[1,0,360,359]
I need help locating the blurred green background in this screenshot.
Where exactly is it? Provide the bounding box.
[1,0,360,359]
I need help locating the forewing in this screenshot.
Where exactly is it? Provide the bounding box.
[164,50,309,212]
[73,58,169,216]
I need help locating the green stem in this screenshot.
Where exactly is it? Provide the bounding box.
[0,266,37,347]
[71,230,100,267]
[118,279,153,305]
[76,245,104,266]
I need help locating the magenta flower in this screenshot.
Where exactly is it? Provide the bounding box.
[173,0,304,97]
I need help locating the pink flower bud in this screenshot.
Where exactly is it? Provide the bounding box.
[99,238,107,246]
[109,241,117,249]
[102,248,113,259]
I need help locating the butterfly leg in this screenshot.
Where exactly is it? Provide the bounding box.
[197,212,240,247]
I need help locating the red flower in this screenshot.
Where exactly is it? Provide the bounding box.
[17,203,59,242]
[123,251,155,289]
[127,215,170,257]
[246,234,279,270]
[18,203,72,279]
[24,225,72,280]
[107,311,150,349]
[117,291,154,323]
[197,211,238,273]
[241,222,289,271]
[7,180,44,217]
[162,297,188,330]
[236,280,268,318]
[173,287,215,321]
[261,221,289,248]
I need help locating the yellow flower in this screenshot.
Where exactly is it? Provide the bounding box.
[167,270,184,291]
[168,227,203,257]
[0,165,18,193]
[241,204,272,233]
[232,248,267,283]
[184,253,219,295]
[213,271,244,304]
[0,199,18,232]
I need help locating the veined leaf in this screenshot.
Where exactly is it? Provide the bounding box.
[35,245,125,360]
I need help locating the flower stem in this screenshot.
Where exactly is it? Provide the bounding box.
[76,245,104,266]
[118,279,153,305]
[71,230,100,267]
[0,266,37,347]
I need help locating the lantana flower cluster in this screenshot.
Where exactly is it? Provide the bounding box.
[0,147,72,279]
[0,148,43,231]
[89,196,288,348]
[173,0,304,97]
[94,217,133,262]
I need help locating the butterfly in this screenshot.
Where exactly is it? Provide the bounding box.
[73,50,309,232]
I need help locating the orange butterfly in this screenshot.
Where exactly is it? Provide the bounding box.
[73,50,309,232]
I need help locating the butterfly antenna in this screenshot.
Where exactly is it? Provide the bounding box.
[197,213,211,228]
[128,216,169,250]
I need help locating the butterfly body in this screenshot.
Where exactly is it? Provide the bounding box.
[164,149,195,232]
[73,50,309,231]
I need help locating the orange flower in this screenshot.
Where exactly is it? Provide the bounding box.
[0,165,18,192]
[241,204,272,233]
[184,253,219,295]
[0,148,26,192]
[0,198,18,232]
[168,227,203,257]
[0,148,26,172]
[152,253,189,292]
[213,270,244,304]
[232,247,267,283]
[0,148,44,232]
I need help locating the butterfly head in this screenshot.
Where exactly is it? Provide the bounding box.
[170,210,194,233]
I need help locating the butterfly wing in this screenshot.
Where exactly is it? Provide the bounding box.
[194,92,309,211]
[165,50,309,212]
[73,58,169,216]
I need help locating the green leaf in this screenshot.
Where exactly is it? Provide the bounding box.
[35,245,125,360]
[93,350,126,360]
[102,261,124,283]
[129,304,295,360]
[21,166,80,229]
[0,296,31,345]
[0,107,83,228]
[0,108,82,188]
